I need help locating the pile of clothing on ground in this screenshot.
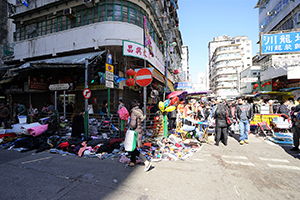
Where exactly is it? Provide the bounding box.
[1,121,203,162]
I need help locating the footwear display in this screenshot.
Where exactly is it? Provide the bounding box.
[144,160,152,172]
[240,140,244,145]
[244,140,249,144]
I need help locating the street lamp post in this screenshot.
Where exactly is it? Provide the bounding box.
[163,42,177,101]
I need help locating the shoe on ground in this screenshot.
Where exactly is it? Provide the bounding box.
[240,140,244,145]
[144,160,152,172]
[244,140,249,144]
[290,147,299,151]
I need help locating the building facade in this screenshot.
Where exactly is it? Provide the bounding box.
[208,35,252,98]
[1,0,183,113]
[180,44,189,82]
[240,65,261,95]
[255,0,300,93]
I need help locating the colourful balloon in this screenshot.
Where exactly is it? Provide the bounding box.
[165,106,176,112]
[164,99,170,108]
[159,101,165,111]
[170,96,179,106]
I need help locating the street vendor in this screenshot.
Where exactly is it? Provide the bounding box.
[182,110,203,140]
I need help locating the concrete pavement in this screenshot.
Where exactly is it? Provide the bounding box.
[0,133,300,200]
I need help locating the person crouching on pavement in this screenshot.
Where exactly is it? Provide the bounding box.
[182,110,203,140]
[236,97,253,145]
[128,99,152,172]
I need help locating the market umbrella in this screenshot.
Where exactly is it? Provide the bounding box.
[167,91,184,99]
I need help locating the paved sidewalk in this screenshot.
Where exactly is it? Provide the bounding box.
[0,134,300,200]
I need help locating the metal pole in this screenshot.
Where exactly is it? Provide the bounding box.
[63,90,66,119]
[84,58,89,138]
[108,88,110,117]
[163,42,169,101]
[54,91,57,110]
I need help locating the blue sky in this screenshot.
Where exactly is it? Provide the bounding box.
[178,0,259,83]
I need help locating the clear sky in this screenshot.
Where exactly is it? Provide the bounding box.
[178,0,259,83]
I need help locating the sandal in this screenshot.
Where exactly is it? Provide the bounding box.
[128,162,135,167]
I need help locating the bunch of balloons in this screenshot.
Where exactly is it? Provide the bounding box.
[158,96,179,137]
[158,96,179,113]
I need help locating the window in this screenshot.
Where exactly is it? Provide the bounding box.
[114,0,122,21]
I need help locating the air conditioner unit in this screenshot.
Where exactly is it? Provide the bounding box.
[166,1,171,7]
[83,0,95,7]
[260,25,264,29]
[267,11,276,16]
[63,8,75,18]
[296,12,300,24]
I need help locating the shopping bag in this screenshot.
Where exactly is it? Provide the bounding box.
[124,129,137,152]
[118,106,129,121]
[226,109,232,126]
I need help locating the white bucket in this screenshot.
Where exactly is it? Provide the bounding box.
[18,116,27,124]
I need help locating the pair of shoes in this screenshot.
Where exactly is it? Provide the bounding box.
[128,162,135,167]
[214,143,219,146]
[144,160,152,172]
[244,140,249,144]
[290,147,299,151]
[240,140,244,145]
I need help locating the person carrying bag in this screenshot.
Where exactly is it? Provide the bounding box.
[127,99,152,172]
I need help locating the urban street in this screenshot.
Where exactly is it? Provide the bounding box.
[1,133,300,200]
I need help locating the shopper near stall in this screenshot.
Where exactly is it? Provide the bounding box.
[213,99,229,146]
[128,99,152,172]
[279,99,291,120]
[291,97,300,151]
[13,102,27,123]
[236,97,253,145]
[0,103,10,128]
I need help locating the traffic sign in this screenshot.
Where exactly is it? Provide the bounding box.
[83,88,92,99]
[106,71,114,81]
[49,83,70,91]
[107,53,112,65]
[135,68,153,87]
[106,63,114,73]
[105,80,114,88]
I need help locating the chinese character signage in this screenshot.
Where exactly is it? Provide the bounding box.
[261,31,300,54]
[174,82,192,90]
[123,40,165,75]
[29,76,47,90]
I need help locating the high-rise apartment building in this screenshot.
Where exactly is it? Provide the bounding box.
[208,35,252,98]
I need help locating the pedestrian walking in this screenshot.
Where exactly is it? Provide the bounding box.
[128,99,152,172]
[236,97,253,145]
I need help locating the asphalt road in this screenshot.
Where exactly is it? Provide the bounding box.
[0,133,300,200]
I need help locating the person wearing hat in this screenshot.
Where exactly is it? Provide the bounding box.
[182,109,203,139]
[0,103,10,128]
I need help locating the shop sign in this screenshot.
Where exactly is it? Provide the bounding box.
[5,84,23,93]
[292,90,300,100]
[29,76,47,90]
[261,31,300,54]
[287,66,300,79]
[175,82,192,89]
[123,40,165,75]
[241,77,258,83]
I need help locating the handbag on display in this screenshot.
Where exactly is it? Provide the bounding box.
[118,106,129,121]
[124,129,137,152]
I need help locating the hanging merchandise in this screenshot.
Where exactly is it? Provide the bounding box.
[170,96,179,106]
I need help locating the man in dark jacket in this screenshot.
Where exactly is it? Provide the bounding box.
[236,97,253,145]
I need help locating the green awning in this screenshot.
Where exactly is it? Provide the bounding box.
[14,51,106,71]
